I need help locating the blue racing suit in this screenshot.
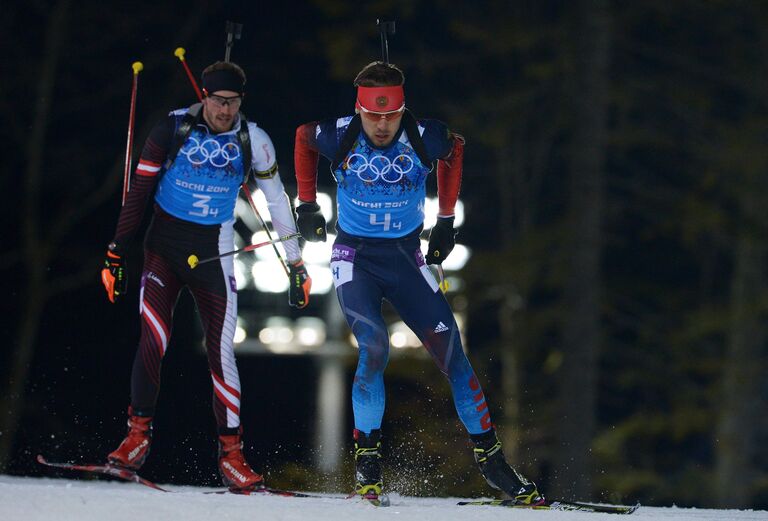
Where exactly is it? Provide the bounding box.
[295,115,492,435]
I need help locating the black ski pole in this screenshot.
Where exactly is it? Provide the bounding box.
[224,20,243,63]
[377,19,396,64]
[221,20,291,276]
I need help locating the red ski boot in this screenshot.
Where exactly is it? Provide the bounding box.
[218,433,264,491]
[108,408,152,470]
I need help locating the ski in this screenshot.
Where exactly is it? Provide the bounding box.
[212,487,338,499]
[36,455,338,499]
[40,455,635,512]
[36,454,170,491]
[457,498,639,514]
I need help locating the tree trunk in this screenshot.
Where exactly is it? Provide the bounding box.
[554,0,610,499]
[495,133,524,462]
[715,232,765,507]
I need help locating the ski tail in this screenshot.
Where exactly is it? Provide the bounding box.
[457,498,639,514]
[36,454,170,492]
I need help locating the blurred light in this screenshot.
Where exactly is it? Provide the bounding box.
[250,257,333,294]
[276,326,293,343]
[307,263,333,294]
[302,233,336,265]
[442,244,470,271]
[455,313,465,331]
[418,241,471,271]
[423,198,464,229]
[234,326,247,344]
[298,327,320,346]
[389,321,422,349]
[244,190,271,222]
[258,317,294,347]
[296,317,326,346]
[455,312,468,350]
[234,258,250,290]
[346,324,423,351]
[257,317,301,355]
[251,230,288,261]
[317,192,334,221]
[252,261,288,292]
[258,327,275,344]
[391,331,407,348]
[444,276,464,292]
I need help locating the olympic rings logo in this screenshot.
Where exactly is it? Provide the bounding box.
[180,137,241,167]
[345,153,414,183]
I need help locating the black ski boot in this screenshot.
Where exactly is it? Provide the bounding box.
[470,429,544,505]
[353,429,383,499]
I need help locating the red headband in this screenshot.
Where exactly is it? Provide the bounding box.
[356,85,405,112]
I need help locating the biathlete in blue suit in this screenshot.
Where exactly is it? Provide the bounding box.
[293,61,544,505]
[100,61,311,491]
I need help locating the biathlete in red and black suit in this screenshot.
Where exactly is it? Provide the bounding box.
[293,61,545,505]
[100,61,311,491]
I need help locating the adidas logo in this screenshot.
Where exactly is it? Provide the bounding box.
[434,321,449,333]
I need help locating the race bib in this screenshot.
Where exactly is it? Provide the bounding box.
[330,244,356,288]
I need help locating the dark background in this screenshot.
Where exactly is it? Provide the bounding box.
[2,0,768,510]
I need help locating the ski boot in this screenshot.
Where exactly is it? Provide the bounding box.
[107,407,153,469]
[218,430,264,491]
[354,429,383,501]
[470,429,544,506]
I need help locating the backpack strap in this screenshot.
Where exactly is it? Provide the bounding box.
[237,113,252,181]
[164,103,203,171]
[163,103,252,181]
[330,110,433,172]
[401,109,433,169]
[331,114,362,172]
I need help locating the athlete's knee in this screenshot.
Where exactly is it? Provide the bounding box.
[356,338,389,376]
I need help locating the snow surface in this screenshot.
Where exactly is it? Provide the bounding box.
[1,475,766,521]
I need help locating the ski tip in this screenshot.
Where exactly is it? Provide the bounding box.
[36,454,47,464]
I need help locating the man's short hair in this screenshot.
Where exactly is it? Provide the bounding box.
[353,61,404,88]
[203,61,247,83]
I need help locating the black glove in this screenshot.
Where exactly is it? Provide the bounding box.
[425,217,457,265]
[288,260,312,309]
[101,242,127,303]
[296,202,327,242]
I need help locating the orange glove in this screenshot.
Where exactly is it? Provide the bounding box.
[288,260,312,309]
[101,245,127,303]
